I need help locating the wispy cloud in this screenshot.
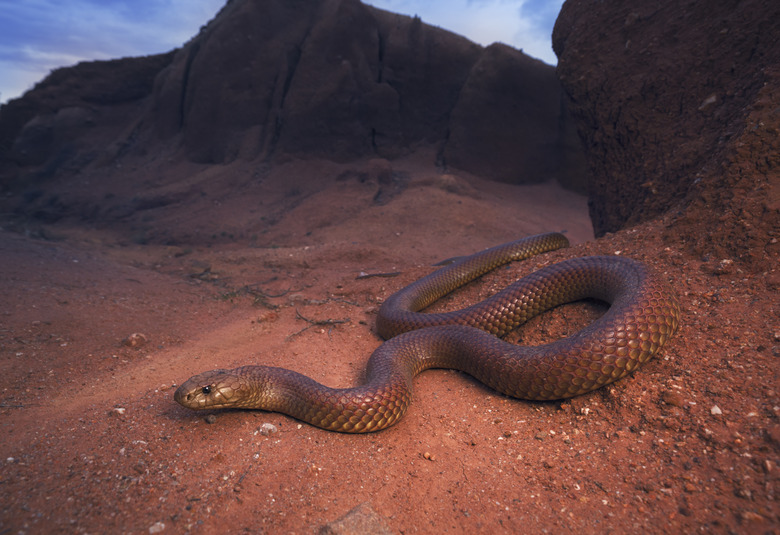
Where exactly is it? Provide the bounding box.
[0,0,562,104]
[363,0,563,64]
[0,0,224,103]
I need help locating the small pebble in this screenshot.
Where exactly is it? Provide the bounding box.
[712,259,734,275]
[255,311,279,323]
[149,521,165,533]
[662,391,685,408]
[204,414,217,424]
[710,405,723,415]
[320,502,392,535]
[741,511,765,523]
[767,426,780,446]
[123,333,148,348]
[257,423,277,436]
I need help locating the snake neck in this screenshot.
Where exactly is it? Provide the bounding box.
[233,365,414,432]
[233,365,319,410]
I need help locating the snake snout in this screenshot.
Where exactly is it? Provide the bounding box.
[173,380,218,409]
[173,383,195,407]
[174,369,245,409]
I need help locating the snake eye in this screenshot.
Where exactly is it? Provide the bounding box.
[202,385,212,395]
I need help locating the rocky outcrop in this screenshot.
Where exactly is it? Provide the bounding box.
[443,42,585,188]
[0,53,174,174]
[0,0,586,195]
[152,0,485,164]
[553,0,780,252]
[152,0,582,183]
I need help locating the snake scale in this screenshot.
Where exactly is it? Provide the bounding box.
[174,232,680,432]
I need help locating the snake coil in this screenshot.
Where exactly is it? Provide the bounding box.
[175,233,680,432]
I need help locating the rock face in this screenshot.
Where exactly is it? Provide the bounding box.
[0,53,174,175]
[0,0,586,195]
[443,43,585,189]
[553,0,780,251]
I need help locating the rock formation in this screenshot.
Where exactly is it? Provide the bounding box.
[553,0,780,265]
[0,0,587,209]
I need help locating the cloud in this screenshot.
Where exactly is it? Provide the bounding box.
[0,0,562,104]
[0,0,224,103]
[0,0,221,58]
[363,0,563,64]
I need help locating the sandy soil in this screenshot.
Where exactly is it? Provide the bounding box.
[0,154,777,533]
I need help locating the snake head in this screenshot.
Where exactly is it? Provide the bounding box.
[174,369,249,410]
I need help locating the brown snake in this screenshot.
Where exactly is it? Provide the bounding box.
[174,232,680,432]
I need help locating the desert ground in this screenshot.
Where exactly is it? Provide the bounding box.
[1,151,777,533]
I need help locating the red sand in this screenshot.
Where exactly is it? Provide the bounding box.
[1,153,777,533]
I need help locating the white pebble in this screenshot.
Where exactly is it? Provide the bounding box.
[149,521,165,533]
[710,405,723,415]
[256,423,278,436]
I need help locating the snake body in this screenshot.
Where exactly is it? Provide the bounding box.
[174,233,680,432]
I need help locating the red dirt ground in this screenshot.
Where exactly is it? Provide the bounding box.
[1,150,777,533]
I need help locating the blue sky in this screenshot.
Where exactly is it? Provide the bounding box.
[0,0,564,105]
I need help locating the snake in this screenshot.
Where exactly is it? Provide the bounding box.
[174,232,680,433]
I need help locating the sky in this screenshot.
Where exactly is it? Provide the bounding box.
[0,0,564,105]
